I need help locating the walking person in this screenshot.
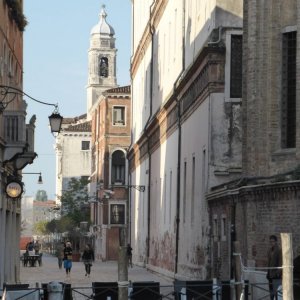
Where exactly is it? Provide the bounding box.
[266,235,282,300]
[34,240,41,255]
[63,241,73,277]
[127,243,133,268]
[56,242,65,269]
[82,244,94,277]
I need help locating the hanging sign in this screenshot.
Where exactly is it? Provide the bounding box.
[5,181,23,199]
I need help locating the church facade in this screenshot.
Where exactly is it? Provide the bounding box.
[128,0,243,279]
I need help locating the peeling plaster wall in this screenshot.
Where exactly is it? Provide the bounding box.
[130,158,149,266]
[130,0,243,280]
[178,99,210,279]
[208,93,242,189]
[148,131,178,272]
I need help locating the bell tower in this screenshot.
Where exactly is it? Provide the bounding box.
[87,5,117,118]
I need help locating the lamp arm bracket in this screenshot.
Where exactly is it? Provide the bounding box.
[0,85,58,112]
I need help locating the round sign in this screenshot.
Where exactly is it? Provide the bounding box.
[6,181,23,199]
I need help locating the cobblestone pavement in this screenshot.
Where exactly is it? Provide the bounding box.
[20,253,174,299]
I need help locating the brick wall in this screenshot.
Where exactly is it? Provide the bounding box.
[208,180,300,280]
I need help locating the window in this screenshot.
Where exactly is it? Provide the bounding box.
[230,35,243,98]
[183,161,187,223]
[113,106,125,126]
[81,141,90,150]
[111,150,125,184]
[110,204,125,224]
[221,215,227,241]
[191,156,195,225]
[282,31,296,148]
[213,215,218,242]
[99,57,108,77]
[5,115,19,142]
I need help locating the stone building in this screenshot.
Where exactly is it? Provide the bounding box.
[87,6,131,261]
[54,5,131,260]
[208,0,300,283]
[0,0,37,286]
[86,5,117,119]
[90,86,131,261]
[128,0,243,280]
[55,115,92,205]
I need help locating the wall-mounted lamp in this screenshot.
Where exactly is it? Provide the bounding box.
[0,85,63,134]
[22,172,43,184]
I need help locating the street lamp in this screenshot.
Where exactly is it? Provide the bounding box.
[22,172,43,184]
[0,85,63,133]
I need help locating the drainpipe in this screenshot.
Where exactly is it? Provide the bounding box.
[230,197,236,279]
[207,26,223,46]
[146,0,155,263]
[174,0,186,276]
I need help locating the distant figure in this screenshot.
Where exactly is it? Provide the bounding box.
[127,243,133,268]
[26,241,34,255]
[34,240,41,254]
[82,244,95,277]
[56,242,65,269]
[266,235,282,300]
[63,241,73,277]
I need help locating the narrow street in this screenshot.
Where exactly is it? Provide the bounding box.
[20,253,173,299]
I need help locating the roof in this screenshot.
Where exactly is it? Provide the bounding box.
[64,120,91,132]
[91,5,115,36]
[105,85,131,94]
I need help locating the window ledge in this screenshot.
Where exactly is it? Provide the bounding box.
[272,148,296,157]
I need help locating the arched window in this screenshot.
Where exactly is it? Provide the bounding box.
[111,150,125,184]
[99,57,108,77]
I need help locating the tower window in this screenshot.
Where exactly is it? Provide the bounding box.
[111,150,125,184]
[282,31,296,148]
[112,106,125,126]
[99,57,108,77]
[81,141,90,150]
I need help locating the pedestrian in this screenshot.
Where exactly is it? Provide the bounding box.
[82,244,94,277]
[63,241,73,277]
[56,242,65,269]
[34,240,41,254]
[26,240,34,254]
[266,235,282,300]
[127,243,133,268]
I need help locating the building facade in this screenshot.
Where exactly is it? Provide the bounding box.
[87,6,131,261]
[90,86,131,261]
[128,0,243,280]
[208,0,300,285]
[0,0,37,286]
[55,115,92,205]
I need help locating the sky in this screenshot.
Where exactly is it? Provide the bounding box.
[23,1,131,200]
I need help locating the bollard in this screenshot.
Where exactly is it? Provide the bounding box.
[47,281,63,300]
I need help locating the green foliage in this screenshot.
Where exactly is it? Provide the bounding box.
[58,177,90,227]
[43,178,90,251]
[5,0,28,31]
[45,216,76,234]
[33,220,49,235]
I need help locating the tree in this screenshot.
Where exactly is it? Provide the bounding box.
[33,220,49,235]
[59,177,90,227]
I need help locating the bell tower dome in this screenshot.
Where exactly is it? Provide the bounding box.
[87,5,117,118]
